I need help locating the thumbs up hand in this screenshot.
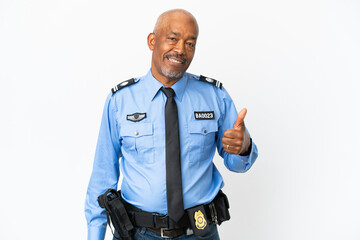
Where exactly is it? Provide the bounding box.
[222,108,251,155]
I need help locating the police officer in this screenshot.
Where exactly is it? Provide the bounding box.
[85,9,258,240]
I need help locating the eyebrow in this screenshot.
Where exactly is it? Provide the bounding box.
[168,31,197,40]
[169,31,181,36]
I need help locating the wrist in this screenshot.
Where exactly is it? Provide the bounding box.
[239,136,252,156]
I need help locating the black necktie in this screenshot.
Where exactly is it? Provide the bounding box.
[161,87,184,222]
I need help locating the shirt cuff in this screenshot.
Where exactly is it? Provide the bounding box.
[238,139,255,163]
[88,225,106,240]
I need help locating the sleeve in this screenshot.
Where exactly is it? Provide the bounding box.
[85,93,121,240]
[216,87,258,173]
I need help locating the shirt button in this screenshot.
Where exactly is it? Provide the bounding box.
[135,131,139,136]
[203,129,207,134]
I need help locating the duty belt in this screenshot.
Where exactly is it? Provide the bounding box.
[121,197,225,238]
[122,199,190,229]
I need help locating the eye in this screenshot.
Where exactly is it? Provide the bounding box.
[168,37,177,41]
[186,42,195,48]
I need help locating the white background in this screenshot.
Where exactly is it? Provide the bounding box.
[0,0,359,239]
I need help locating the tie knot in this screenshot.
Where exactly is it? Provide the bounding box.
[161,87,175,98]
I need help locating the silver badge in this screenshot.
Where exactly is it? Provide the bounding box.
[205,77,214,83]
[127,112,146,122]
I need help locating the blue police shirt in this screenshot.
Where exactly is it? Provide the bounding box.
[85,69,258,240]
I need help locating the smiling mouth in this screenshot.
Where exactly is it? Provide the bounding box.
[165,54,186,65]
[168,57,183,64]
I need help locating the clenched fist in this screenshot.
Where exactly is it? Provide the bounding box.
[222,108,251,155]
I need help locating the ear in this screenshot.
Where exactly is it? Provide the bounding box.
[147,33,155,51]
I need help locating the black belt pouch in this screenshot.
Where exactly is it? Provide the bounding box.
[213,190,230,225]
[98,189,134,240]
[187,205,211,237]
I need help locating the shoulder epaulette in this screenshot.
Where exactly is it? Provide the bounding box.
[111,78,138,94]
[199,75,223,89]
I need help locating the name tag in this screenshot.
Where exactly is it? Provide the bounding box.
[194,111,215,120]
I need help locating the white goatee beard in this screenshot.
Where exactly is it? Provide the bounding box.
[161,68,183,79]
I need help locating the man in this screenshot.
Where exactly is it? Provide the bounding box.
[85,9,258,240]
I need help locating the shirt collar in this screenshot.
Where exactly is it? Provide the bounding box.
[143,69,188,102]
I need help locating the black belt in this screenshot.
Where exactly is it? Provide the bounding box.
[146,227,191,238]
[122,199,191,229]
[121,199,219,238]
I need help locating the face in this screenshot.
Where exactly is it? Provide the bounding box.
[148,13,198,84]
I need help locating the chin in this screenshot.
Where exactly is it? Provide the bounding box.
[161,68,183,79]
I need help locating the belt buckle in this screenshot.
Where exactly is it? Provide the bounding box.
[160,228,172,239]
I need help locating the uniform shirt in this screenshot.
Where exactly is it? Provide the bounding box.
[85,69,258,240]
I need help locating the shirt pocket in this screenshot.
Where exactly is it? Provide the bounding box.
[188,120,218,162]
[120,123,154,163]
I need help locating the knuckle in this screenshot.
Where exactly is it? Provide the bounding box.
[233,140,242,146]
[223,129,232,137]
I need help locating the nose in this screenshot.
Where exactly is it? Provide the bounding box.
[174,40,185,55]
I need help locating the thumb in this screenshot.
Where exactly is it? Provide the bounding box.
[234,108,247,129]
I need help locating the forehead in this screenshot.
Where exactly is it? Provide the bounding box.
[158,14,198,38]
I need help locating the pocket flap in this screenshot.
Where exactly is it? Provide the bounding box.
[188,121,218,135]
[120,123,153,137]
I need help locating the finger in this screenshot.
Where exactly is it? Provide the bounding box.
[223,129,243,139]
[222,143,241,155]
[233,108,247,130]
[222,136,243,148]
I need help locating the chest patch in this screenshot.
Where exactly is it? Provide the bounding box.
[127,112,146,122]
[194,111,215,120]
